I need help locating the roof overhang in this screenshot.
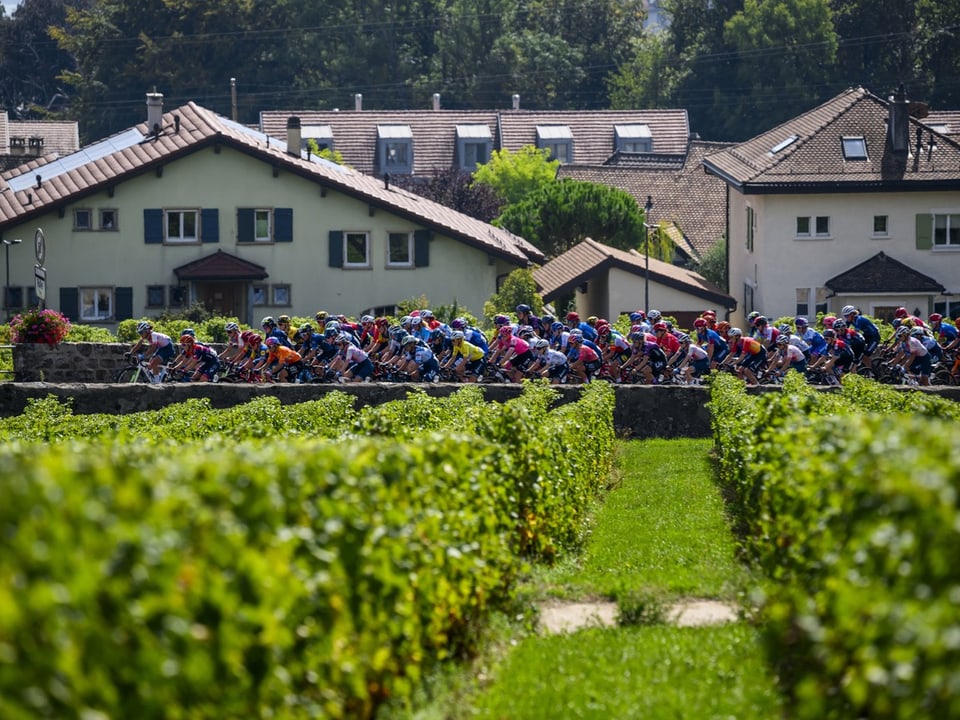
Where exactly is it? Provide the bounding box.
[174,249,268,281]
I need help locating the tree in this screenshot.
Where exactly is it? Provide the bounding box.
[494,179,672,259]
[692,236,727,290]
[482,267,543,322]
[393,168,504,223]
[472,146,558,206]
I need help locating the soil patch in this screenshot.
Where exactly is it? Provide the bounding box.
[537,599,738,634]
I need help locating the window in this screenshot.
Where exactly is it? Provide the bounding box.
[377,125,413,174]
[746,206,755,251]
[166,210,198,243]
[344,231,370,268]
[743,283,754,317]
[146,285,165,307]
[169,285,188,307]
[80,287,113,321]
[536,125,573,163]
[795,288,809,316]
[302,125,334,153]
[456,125,492,171]
[3,286,23,310]
[815,287,829,316]
[873,215,888,237]
[933,300,960,320]
[237,208,291,243]
[842,136,867,160]
[100,209,118,231]
[934,213,960,247]
[388,232,413,267]
[769,135,798,155]
[74,209,92,230]
[255,210,271,242]
[615,124,653,153]
[252,284,268,306]
[796,217,810,236]
[796,216,830,238]
[272,285,290,306]
[816,216,830,236]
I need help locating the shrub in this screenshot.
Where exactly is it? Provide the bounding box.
[9,308,71,345]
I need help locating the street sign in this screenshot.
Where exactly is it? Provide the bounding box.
[34,264,46,301]
[34,228,45,265]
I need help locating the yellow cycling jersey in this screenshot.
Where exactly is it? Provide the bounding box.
[452,340,485,362]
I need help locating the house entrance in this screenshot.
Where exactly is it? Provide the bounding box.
[197,282,247,318]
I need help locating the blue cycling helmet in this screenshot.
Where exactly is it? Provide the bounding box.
[551,321,565,332]
[516,303,531,314]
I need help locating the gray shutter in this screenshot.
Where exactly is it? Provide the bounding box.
[237,208,254,243]
[274,208,293,242]
[916,213,933,250]
[59,287,79,321]
[329,230,344,267]
[115,287,133,320]
[144,209,163,244]
[414,229,431,267]
[200,208,219,243]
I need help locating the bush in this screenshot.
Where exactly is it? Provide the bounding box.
[9,308,71,344]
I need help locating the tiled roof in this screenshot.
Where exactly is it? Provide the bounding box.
[0,103,542,265]
[557,140,731,259]
[924,111,960,137]
[702,87,960,190]
[825,251,945,293]
[259,108,691,173]
[6,119,80,155]
[533,237,735,308]
[174,250,268,281]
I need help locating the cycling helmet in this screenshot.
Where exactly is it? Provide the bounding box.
[841,305,857,317]
[299,323,313,334]
[516,303,531,314]
[541,314,555,325]
[569,328,583,338]
[265,337,280,347]
[929,313,943,323]
[450,318,466,330]
[895,326,910,338]
[410,316,422,326]
[336,314,347,323]
[402,335,418,346]
[325,320,341,332]
[324,327,338,338]
[568,333,583,343]
[665,321,674,330]
[533,337,549,350]
[224,321,240,332]
[702,309,717,319]
[728,327,743,337]
[678,333,690,343]
[647,310,662,322]
[776,334,789,345]
[315,310,328,321]
[895,307,908,319]
[586,316,598,326]
[179,334,195,344]
[653,322,667,332]
[910,327,925,337]
[360,315,375,324]
[794,317,809,327]
[451,331,465,341]
[566,311,580,323]
[420,310,434,319]
[335,333,351,344]
[498,325,513,337]
[260,316,276,327]
[629,311,645,322]
[551,321,565,332]
[248,333,263,345]
[823,329,837,339]
[429,328,443,343]
[181,328,195,337]
[627,332,643,343]
[136,321,152,334]
[717,321,731,333]
[493,314,510,326]
[822,315,837,328]
[630,324,643,335]
[778,323,791,335]
[833,319,847,330]
[376,317,389,327]
[693,318,708,328]
[518,325,534,339]
[278,315,291,324]
[240,330,253,342]
[754,315,767,326]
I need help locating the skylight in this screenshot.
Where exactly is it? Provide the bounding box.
[768,134,799,155]
[842,136,867,160]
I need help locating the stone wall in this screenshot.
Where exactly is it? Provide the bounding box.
[13,342,134,383]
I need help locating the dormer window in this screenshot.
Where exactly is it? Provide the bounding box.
[377,125,413,174]
[615,124,652,153]
[302,124,334,153]
[841,136,867,160]
[536,125,573,163]
[456,124,492,171]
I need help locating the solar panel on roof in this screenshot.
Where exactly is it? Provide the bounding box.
[219,115,350,174]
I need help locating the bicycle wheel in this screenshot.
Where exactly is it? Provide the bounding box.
[115,366,148,383]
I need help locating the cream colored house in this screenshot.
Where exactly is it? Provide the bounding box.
[703,86,960,327]
[0,95,542,327]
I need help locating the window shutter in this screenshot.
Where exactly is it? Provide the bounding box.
[414,229,431,267]
[329,230,344,267]
[237,208,254,243]
[59,287,79,321]
[115,287,133,320]
[143,209,163,244]
[200,208,219,243]
[274,208,293,242]
[916,213,933,250]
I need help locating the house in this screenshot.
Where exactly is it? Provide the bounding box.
[0,112,79,173]
[558,139,732,264]
[533,238,736,329]
[702,85,960,327]
[0,94,543,327]
[258,95,691,177]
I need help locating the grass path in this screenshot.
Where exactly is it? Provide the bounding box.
[401,439,784,719]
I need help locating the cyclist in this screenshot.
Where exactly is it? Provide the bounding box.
[516,304,543,335]
[565,311,598,342]
[929,313,959,351]
[565,332,602,383]
[261,316,294,349]
[769,333,807,377]
[653,321,681,357]
[752,316,779,349]
[675,333,710,383]
[397,334,440,382]
[724,327,767,386]
[491,325,534,382]
[596,321,631,381]
[621,331,668,384]
[333,333,375,382]
[256,336,303,382]
[175,334,221,382]
[236,332,268,379]
[814,328,855,382]
[694,317,729,368]
[841,306,881,367]
[128,321,176,382]
[526,337,568,384]
[442,330,487,382]
[890,325,931,385]
[218,321,245,365]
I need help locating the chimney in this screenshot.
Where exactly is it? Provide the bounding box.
[432,93,441,111]
[355,93,363,111]
[512,94,520,111]
[286,116,302,156]
[888,84,909,156]
[146,92,164,133]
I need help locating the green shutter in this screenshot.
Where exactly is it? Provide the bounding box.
[329,230,344,267]
[143,209,163,244]
[200,208,219,243]
[115,287,133,320]
[237,208,254,242]
[414,229,431,267]
[59,287,79,321]
[274,208,293,242]
[916,213,933,250]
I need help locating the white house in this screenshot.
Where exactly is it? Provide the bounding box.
[703,85,960,327]
[0,94,543,327]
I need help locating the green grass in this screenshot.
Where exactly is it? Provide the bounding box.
[392,438,784,720]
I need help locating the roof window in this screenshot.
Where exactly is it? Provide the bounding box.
[768,134,799,155]
[841,136,867,160]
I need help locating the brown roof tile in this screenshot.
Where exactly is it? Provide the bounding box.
[924,111,960,137]
[825,251,945,293]
[533,238,735,308]
[175,250,268,281]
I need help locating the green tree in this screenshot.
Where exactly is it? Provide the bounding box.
[692,236,727,290]
[607,33,687,110]
[482,267,543,322]
[472,146,558,206]
[494,179,671,259]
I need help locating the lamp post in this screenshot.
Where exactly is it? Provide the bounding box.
[2,238,21,320]
[643,195,653,313]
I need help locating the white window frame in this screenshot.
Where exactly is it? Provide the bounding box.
[271,285,291,306]
[254,209,272,242]
[872,215,889,238]
[541,141,571,163]
[80,287,113,321]
[165,209,199,243]
[252,284,268,306]
[387,231,414,268]
[796,216,811,237]
[344,231,371,268]
[933,213,960,248]
[795,216,831,239]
